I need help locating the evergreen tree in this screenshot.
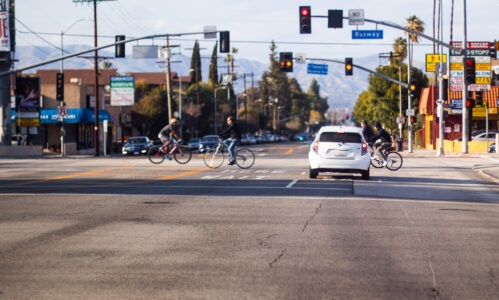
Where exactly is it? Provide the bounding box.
[189,40,202,86]
[209,42,218,87]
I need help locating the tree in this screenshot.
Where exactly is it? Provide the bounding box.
[391,37,407,66]
[209,42,218,87]
[189,40,202,86]
[352,64,428,134]
[405,15,425,66]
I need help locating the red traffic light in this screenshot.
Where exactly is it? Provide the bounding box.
[301,7,310,16]
[410,117,415,123]
[465,59,474,67]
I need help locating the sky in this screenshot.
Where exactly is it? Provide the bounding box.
[14,0,499,66]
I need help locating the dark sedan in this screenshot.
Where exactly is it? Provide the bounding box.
[122,136,152,155]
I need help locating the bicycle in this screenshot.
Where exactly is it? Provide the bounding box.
[203,138,255,169]
[369,144,403,171]
[148,139,192,164]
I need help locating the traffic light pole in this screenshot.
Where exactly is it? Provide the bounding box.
[461,0,469,153]
[306,58,409,88]
[0,30,222,78]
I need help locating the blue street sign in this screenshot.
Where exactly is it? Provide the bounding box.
[307,63,328,75]
[352,30,383,39]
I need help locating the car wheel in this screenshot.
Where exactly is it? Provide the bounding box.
[361,168,370,180]
[309,167,318,179]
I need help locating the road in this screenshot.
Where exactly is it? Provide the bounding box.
[0,142,498,299]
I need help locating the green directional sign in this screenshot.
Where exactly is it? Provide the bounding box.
[110,76,135,106]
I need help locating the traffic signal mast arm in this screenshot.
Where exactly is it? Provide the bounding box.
[0,30,225,77]
[307,57,409,88]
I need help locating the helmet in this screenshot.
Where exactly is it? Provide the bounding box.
[170,118,178,124]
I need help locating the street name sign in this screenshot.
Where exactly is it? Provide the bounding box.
[352,30,383,40]
[307,63,328,75]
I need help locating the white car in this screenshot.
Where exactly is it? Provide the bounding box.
[308,126,371,180]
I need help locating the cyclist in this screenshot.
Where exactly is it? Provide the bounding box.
[220,116,241,165]
[372,121,392,166]
[361,120,375,144]
[158,118,182,160]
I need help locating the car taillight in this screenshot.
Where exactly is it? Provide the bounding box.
[313,141,319,153]
[361,142,367,155]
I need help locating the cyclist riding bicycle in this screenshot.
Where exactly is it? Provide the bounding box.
[219,116,241,166]
[372,121,392,166]
[158,118,182,159]
[361,120,375,144]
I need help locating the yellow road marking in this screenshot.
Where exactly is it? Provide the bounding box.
[2,165,135,187]
[285,148,294,155]
[128,168,211,185]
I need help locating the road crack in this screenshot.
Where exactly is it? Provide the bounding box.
[302,200,324,232]
[269,248,287,268]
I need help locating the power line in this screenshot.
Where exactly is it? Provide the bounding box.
[16,30,435,47]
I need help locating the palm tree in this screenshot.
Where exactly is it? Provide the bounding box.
[391,37,407,66]
[404,15,425,65]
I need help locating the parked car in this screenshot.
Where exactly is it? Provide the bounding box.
[199,135,220,153]
[122,136,152,155]
[187,138,201,150]
[471,130,499,141]
[308,126,370,180]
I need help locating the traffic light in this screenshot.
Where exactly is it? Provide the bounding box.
[219,31,230,53]
[410,116,415,124]
[56,72,64,101]
[465,99,475,109]
[299,6,311,34]
[279,52,293,72]
[328,9,343,28]
[345,57,353,76]
[409,80,416,98]
[476,92,483,106]
[463,57,475,85]
[115,35,125,58]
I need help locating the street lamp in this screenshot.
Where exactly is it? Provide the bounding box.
[59,18,91,157]
[214,86,227,135]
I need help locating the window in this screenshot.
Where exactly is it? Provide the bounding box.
[319,132,362,143]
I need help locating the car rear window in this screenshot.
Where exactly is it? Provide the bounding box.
[129,138,147,144]
[319,132,362,143]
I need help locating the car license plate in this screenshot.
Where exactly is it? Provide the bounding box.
[134,151,139,155]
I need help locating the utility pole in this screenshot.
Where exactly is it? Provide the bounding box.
[407,36,413,153]
[436,0,445,156]
[0,0,13,146]
[461,0,469,153]
[243,73,247,132]
[166,36,172,123]
[92,0,99,156]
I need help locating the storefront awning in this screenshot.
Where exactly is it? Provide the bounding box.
[11,109,111,124]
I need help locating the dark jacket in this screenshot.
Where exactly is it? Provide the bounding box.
[372,128,392,144]
[220,122,242,140]
[362,125,375,142]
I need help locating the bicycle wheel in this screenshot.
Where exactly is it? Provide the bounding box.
[204,148,224,168]
[173,146,192,164]
[235,148,255,169]
[385,152,403,171]
[370,153,384,168]
[148,147,166,164]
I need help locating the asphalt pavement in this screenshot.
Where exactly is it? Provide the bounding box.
[401,149,499,183]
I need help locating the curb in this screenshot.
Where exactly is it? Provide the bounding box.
[477,169,499,184]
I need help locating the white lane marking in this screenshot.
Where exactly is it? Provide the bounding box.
[301,172,306,175]
[286,179,298,188]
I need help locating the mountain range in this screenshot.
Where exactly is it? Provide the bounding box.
[14,45,413,110]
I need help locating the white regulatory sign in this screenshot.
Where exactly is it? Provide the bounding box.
[348,9,364,25]
[295,54,306,64]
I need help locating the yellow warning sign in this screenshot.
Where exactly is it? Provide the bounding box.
[426,54,447,72]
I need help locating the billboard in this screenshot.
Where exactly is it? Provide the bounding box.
[15,77,40,127]
[449,41,491,91]
[0,0,10,52]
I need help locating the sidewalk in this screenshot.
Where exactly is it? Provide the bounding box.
[400,149,499,183]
